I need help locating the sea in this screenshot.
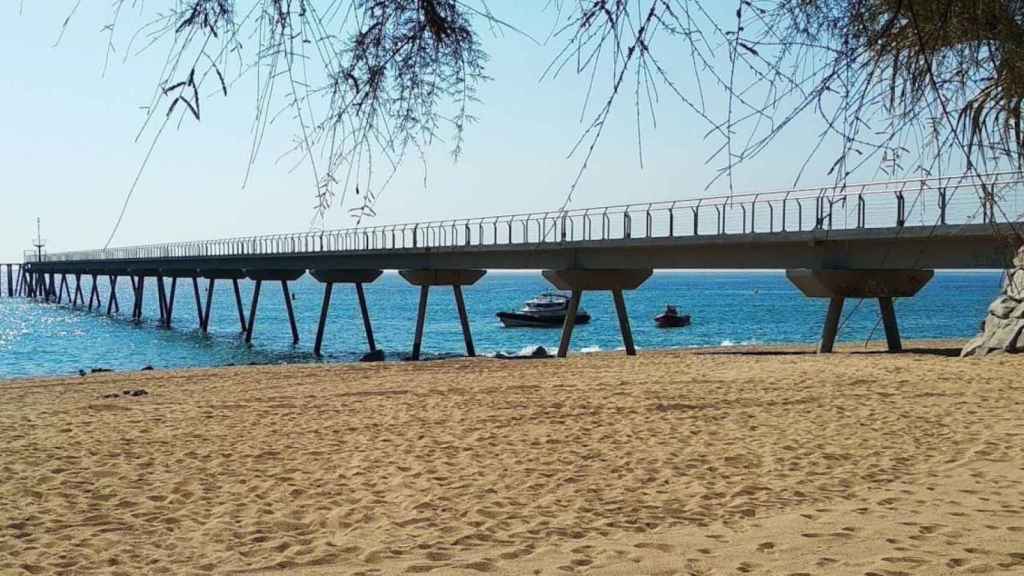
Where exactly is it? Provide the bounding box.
[0,271,1003,380]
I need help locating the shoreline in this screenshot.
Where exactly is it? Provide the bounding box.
[0,338,973,385]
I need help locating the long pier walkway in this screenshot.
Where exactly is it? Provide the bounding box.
[11,172,1024,357]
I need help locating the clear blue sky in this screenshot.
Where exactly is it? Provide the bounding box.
[1,2,870,261]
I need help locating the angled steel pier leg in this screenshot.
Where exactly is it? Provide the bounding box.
[557,289,583,358]
[73,274,83,307]
[612,289,636,356]
[156,276,168,326]
[412,285,430,361]
[245,280,262,344]
[314,282,333,357]
[128,276,137,316]
[281,281,299,344]
[192,277,204,330]
[878,297,902,352]
[356,283,377,352]
[56,274,66,304]
[166,278,177,326]
[130,276,139,319]
[453,285,475,357]
[232,279,246,332]
[818,297,845,353]
[62,275,72,303]
[6,265,12,298]
[203,279,216,333]
[134,276,146,321]
[107,276,119,315]
[89,275,100,312]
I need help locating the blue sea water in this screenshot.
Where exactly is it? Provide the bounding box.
[0,271,1003,380]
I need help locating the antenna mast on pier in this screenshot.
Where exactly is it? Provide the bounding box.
[32,218,45,262]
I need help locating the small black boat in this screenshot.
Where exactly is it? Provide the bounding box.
[497,292,591,328]
[655,305,691,328]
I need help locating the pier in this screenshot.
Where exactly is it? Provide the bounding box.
[11,172,1024,356]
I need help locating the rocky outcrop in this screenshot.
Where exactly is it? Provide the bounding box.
[962,255,1024,356]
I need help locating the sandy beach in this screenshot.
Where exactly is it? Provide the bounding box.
[1,342,1023,575]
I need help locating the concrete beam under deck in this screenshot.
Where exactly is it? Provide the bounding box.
[310,269,383,284]
[786,269,934,298]
[158,269,201,279]
[201,269,247,280]
[398,269,486,286]
[24,224,1022,276]
[244,269,306,282]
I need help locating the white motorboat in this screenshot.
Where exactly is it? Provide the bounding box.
[497,292,591,328]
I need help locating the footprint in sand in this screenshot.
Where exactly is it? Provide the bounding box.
[756,542,775,552]
[634,542,674,553]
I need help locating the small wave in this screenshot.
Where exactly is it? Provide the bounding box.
[580,345,602,353]
[720,339,760,347]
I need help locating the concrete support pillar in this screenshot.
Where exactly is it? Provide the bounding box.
[198,270,247,335]
[133,275,145,321]
[56,274,67,304]
[107,276,120,315]
[192,277,205,329]
[232,279,246,332]
[314,282,334,357]
[453,285,475,357]
[542,269,653,358]
[243,269,305,344]
[786,269,934,353]
[203,279,216,333]
[309,270,383,358]
[166,277,178,325]
[156,276,169,326]
[87,275,96,310]
[413,285,429,360]
[612,289,636,356]
[819,297,845,353]
[557,289,583,358]
[89,274,100,312]
[87,275,95,310]
[398,269,486,360]
[281,281,299,345]
[73,273,83,307]
[878,296,901,352]
[245,280,261,344]
[357,283,377,354]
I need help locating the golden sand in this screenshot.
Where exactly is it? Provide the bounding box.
[1,343,1023,575]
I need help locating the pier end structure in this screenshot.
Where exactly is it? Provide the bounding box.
[786,269,935,353]
[398,269,487,361]
[542,269,653,358]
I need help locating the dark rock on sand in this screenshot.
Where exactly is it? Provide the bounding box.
[360,349,386,363]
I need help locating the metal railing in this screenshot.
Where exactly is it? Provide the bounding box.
[26,171,1024,263]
